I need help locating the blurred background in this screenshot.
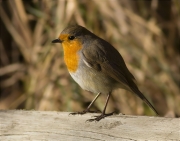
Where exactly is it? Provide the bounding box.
[0,0,179,117]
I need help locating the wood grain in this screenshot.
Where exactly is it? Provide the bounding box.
[0,110,179,140]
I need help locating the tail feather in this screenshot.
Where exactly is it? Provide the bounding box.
[132,88,159,115]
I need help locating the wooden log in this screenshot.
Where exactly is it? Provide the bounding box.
[0,110,179,140]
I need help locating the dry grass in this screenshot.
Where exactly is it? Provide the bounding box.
[0,0,179,117]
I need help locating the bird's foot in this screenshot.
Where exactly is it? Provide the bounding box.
[69,109,100,115]
[86,111,115,122]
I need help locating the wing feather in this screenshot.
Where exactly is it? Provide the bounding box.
[82,39,134,86]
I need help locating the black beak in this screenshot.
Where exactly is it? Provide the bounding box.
[52,38,62,43]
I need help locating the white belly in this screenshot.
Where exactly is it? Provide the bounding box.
[69,64,118,94]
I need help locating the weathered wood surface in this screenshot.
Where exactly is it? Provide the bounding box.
[0,110,179,141]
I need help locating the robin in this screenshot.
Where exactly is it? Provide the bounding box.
[52,25,158,121]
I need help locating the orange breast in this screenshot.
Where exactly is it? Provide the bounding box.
[62,40,82,72]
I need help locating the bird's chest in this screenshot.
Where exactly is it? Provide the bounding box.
[62,41,82,72]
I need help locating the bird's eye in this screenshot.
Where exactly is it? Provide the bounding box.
[68,36,75,40]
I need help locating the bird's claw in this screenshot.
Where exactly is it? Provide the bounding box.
[86,112,115,122]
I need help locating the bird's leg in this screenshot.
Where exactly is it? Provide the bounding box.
[87,92,115,122]
[70,92,101,115]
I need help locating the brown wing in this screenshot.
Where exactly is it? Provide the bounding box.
[82,39,135,86]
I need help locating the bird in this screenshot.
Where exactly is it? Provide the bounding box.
[52,25,158,121]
